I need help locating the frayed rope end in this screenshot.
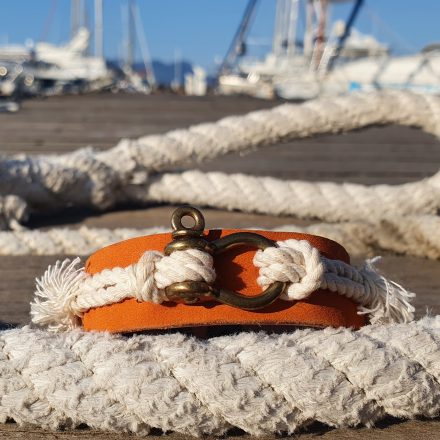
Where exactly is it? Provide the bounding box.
[30,257,86,332]
[358,257,415,324]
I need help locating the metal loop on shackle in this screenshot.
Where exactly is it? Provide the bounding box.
[164,206,286,310]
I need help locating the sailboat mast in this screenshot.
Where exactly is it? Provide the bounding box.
[273,0,294,56]
[131,1,156,87]
[71,0,86,37]
[327,0,364,70]
[71,0,79,37]
[94,0,103,58]
[281,0,292,54]
[272,0,283,56]
[287,0,299,57]
[304,0,314,57]
[218,0,259,76]
[123,0,135,71]
[312,0,328,68]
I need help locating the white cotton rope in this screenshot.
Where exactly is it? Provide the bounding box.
[144,169,440,222]
[1,214,440,259]
[0,195,28,231]
[1,317,440,436]
[30,239,415,332]
[1,90,440,229]
[0,226,168,256]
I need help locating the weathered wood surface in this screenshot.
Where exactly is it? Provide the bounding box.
[1,418,439,440]
[0,93,439,439]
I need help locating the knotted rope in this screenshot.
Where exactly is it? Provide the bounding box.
[30,240,414,332]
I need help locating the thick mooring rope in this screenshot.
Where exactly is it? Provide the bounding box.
[2,214,439,259]
[0,226,167,256]
[1,317,440,436]
[1,91,440,228]
[0,90,439,264]
[146,169,440,221]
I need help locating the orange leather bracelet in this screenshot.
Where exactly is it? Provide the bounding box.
[83,224,366,333]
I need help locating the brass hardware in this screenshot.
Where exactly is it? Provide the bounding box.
[164,206,286,310]
[165,281,214,304]
[164,206,213,255]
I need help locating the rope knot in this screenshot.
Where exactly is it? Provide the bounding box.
[128,250,164,303]
[254,239,325,300]
[155,248,216,290]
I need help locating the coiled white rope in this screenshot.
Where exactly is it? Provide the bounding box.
[2,214,440,260]
[0,226,168,256]
[1,317,440,436]
[1,91,440,229]
[30,240,414,332]
[0,195,28,231]
[145,169,440,221]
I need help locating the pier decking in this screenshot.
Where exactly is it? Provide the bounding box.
[0,93,439,439]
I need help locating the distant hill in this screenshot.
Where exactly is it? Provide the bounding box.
[148,60,194,86]
[108,59,216,87]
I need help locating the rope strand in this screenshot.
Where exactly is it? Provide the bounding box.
[1,215,440,259]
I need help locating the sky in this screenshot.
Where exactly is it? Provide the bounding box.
[0,0,438,73]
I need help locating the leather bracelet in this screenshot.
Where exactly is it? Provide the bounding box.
[83,207,366,333]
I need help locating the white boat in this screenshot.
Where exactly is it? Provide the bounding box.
[218,0,440,100]
[325,50,440,96]
[0,27,111,93]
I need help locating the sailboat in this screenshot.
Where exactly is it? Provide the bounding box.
[217,0,440,100]
[0,0,112,97]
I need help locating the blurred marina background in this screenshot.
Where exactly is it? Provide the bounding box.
[0,0,439,108]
